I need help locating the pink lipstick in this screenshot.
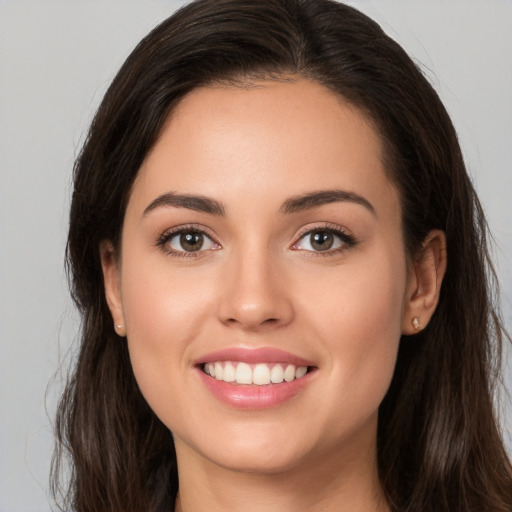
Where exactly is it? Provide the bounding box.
[195,347,317,409]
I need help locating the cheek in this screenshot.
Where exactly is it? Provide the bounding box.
[296,249,406,420]
[299,245,406,341]
[119,251,215,410]
[121,241,216,342]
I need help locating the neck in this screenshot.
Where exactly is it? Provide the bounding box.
[173,434,389,512]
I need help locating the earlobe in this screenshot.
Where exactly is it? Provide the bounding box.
[99,241,126,336]
[402,230,447,335]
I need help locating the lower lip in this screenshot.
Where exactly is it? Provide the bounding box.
[196,368,315,409]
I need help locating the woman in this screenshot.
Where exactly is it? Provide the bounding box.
[52,0,512,510]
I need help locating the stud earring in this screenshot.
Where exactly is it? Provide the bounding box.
[412,317,421,330]
[115,324,126,336]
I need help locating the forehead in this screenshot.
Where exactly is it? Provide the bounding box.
[131,79,399,219]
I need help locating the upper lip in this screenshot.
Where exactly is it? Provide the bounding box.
[194,347,316,367]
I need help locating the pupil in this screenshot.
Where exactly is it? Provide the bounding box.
[311,231,333,251]
[180,232,203,252]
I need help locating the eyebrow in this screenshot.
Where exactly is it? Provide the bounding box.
[143,192,226,216]
[279,189,376,216]
[143,188,375,218]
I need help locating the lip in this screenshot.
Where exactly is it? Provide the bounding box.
[194,347,317,409]
[197,368,316,409]
[194,347,315,367]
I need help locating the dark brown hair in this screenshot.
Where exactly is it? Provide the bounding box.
[52,1,512,510]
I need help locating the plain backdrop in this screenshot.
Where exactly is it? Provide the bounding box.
[1,1,511,511]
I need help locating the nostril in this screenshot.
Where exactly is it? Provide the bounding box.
[224,316,282,330]
[217,290,295,330]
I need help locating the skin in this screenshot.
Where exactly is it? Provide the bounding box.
[101,79,446,512]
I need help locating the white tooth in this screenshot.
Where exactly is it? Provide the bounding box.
[253,364,271,385]
[214,362,224,380]
[206,363,214,376]
[295,366,308,379]
[223,362,236,382]
[235,362,252,384]
[284,364,296,382]
[270,364,284,383]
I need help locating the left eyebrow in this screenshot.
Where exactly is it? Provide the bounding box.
[143,192,226,217]
[279,189,376,216]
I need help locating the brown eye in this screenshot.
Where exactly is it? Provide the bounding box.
[310,231,334,251]
[292,227,355,254]
[166,230,218,253]
[179,232,204,252]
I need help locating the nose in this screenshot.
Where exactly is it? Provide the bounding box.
[216,247,294,332]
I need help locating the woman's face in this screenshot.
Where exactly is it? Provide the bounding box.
[104,79,416,475]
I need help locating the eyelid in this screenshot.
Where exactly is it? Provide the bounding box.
[293,221,352,240]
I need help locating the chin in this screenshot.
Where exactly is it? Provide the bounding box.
[175,422,316,475]
[207,444,308,474]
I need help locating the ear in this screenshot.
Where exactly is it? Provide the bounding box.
[99,240,126,337]
[402,229,447,335]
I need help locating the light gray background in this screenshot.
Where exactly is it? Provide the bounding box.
[1,1,511,511]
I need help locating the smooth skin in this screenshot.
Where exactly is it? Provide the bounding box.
[101,79,446,512]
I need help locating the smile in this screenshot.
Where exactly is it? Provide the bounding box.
[197,366,315,409]
[203,361,309,385]
[196,347,317,408]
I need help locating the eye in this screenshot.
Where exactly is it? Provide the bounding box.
[160,228,220,254]
[292,228,355,253]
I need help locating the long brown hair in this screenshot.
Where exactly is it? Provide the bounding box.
[52,1,512,510]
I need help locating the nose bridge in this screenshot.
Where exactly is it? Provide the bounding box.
[217,239,293,330]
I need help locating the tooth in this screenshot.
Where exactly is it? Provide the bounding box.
[223,362,236,382]
[214,362,224,380]
[295,366,307,379]
[253,364,271,385]
[205,361,308,384]
[235,362,252,384]
[270,364,284,383]
[284,364,296,382]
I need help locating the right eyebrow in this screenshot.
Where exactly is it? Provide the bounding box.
[143,192,226,217]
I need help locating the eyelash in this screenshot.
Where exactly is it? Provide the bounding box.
[156,222,357,259]
[156,224,220,259]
